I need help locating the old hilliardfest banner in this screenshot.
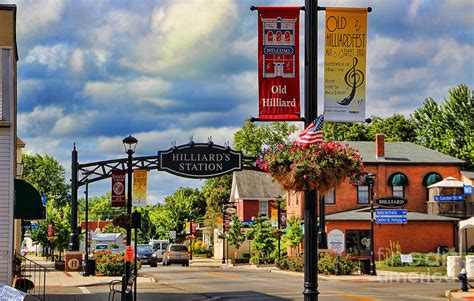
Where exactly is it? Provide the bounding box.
[132,169,147,207]
[324,8,368,122]
[111,169,126,207]
[258,7,301,121]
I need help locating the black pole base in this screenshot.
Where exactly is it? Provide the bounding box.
[303,284,319,301]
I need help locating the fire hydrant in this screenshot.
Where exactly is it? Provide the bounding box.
[459,268,469,292]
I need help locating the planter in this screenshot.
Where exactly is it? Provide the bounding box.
[54,261,65,271]
[257,142,364,193]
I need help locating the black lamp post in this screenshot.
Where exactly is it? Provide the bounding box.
[277,196,281,260]
[222,204,226,264]
[83,170,91,276]
[122,135,138,292]
[365,173,377,276]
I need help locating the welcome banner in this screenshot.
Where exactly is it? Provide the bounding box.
[111,169,126,207]
[324,8,368,122]
[132,169,147,207]
[258,7,301,121]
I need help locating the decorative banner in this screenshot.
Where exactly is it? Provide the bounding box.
[132,169,147,207]
[258,7,301,121]
[324,8,368,122]
[111,169,126,207]
[216,216,223,230]
[271,208,278,227]
[185,221,191,235]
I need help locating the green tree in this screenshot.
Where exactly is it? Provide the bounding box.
[226,215,245,259]
[233,118,298,157]
[411,84,473,168]
[248,219,277,265]
[282,217,304,256]
[202,175,232,229]
[323,121,370,142]
[368,114,416,142]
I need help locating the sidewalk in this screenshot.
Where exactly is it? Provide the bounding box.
[446,288,474,300]
[26,255,154,288]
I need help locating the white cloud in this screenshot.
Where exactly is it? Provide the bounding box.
[18,106,64,137]
[13,0,66,38]
[121,0,238,76]
[69,48,85,73]
[408,0,422,20]
[25,44,69,70]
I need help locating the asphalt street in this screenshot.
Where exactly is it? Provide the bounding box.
[44,264,461,300]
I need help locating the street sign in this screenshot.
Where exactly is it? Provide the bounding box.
[158,143,242,179]
[375,196,408,207]
[125,246,134,262]
[375,209,407,224]
[434,195,464,201]
[24,224,39,230]
[41,195,47,205]
[169,230,176,239]
[464,185,473,195]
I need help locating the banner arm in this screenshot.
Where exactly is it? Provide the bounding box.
[250,6,305,11]
[250,117,306,123]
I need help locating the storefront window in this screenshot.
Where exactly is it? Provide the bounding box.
[357,185,369,204]
[345,230,371,256]
[259,201,268,218]
[323,189,335,204]
[393,185,404,197]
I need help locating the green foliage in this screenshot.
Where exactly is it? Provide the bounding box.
[384,253,441,267]
[248,219,277,265]
[192,240,210,255]
[282,217,303,255]
[318,253,358,275]
[411,84,473,168]
[202,175,232,229]
[226,215,246,250]
[368,114,416,142]
[233,118,298,158]
[276,255,304,272]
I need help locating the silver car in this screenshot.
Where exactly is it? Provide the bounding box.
[162,244,189,266]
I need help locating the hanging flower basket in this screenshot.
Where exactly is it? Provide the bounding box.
[256,141,364,194]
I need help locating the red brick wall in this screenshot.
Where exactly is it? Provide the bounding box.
[287,164,461,216]
[80,221,113,232]
[326,220,455,258]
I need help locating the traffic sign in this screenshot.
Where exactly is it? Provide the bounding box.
[434,195,464,201]
[169,230,176,239]
[375,209,407,216]
[376,217,407,224]
[376,196,407,207]
[125,246,134,262]
[464,185,473,195]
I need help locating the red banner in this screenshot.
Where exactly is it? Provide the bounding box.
[258,7,301,121]
[111,169,126,207]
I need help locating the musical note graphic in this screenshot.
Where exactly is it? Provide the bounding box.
[337,57,364,106]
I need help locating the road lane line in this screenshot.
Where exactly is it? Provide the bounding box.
[78,287,91,294]
[207,271,241,279]
[339,294,377,301]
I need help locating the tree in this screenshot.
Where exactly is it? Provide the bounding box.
[323,121,370,142]
[411,84,473,168]
[367,114,416,142]
[282,217,304,256]
[248,219,277,265]
[226,215,246,259]
[202,175,232,229]
[233,118,298,158]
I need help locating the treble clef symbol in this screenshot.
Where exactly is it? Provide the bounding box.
[338,57,364,106]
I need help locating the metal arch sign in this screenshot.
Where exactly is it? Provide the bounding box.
[158,143,243,179]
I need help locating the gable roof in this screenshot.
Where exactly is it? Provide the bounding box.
[342,141,465,164]
[230,170,284,201]
[326,207,459,222]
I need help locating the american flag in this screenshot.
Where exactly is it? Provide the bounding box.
[297,115,324,146]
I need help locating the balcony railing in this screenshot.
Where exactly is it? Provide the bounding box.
[427,201,474,218]
[13,253,47,301]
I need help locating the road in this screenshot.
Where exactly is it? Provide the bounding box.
[44,263,460,300]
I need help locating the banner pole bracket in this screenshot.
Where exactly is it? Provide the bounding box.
[249,117,306,123]
[250,6,305,11]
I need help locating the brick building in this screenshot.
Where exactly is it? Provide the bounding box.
[286,134,468,256]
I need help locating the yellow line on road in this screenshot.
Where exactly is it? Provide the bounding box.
[339,294,377,301]
[207,271,241,279]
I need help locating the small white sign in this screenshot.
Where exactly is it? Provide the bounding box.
[169,231,176,239]
[400,254,413,264]
[0,283,26,301]
[328,229,345,255]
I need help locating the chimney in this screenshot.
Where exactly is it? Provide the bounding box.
[376,134,385,160]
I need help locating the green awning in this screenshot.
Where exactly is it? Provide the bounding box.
[387,173,409,186]
[14,179,45,220]
[423,173,442,186]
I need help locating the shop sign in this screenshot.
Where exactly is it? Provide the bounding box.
[225,207,237,214]
[375,196,408,207]
[158,144,242,179]
[327,229,345,254]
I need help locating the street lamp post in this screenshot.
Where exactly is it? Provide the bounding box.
[83,171,91,276]
[365,173,377,276]
[122,135,138,298]
[222,205,226,264]
[277,197,281,260]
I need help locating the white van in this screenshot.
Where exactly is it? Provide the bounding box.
[150,240,169,262]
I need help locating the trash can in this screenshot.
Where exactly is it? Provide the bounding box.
[87,259,96,276]
[359,258,371,275]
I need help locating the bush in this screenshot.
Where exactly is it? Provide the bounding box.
[193,240,210,255]
[94,250,141,276]
[318,253,358,275]
[384,252,441,267]
[276,255,304,272]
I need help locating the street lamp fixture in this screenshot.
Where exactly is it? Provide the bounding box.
[122,135,138,154]
[364,173,377,276]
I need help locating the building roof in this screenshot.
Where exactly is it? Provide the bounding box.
[342,141,465,164]
[427,176,464,188]
[231,170,284,201]
[461,171,474,180]
[326,207,459,222]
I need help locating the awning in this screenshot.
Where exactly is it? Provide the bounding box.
[14,179,45,220]
[388,173,409,186]
[423,173,442,186]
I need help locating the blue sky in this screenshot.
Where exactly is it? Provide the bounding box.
[6,0,473,203]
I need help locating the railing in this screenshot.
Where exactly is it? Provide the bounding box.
[13,253,47,301]
[427,201,474,218]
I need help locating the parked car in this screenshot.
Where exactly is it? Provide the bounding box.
[93,244,109,253]
[163,244,189,267]
[110,248,125,254]
[150,240,169,262]
[137,244,158,267]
